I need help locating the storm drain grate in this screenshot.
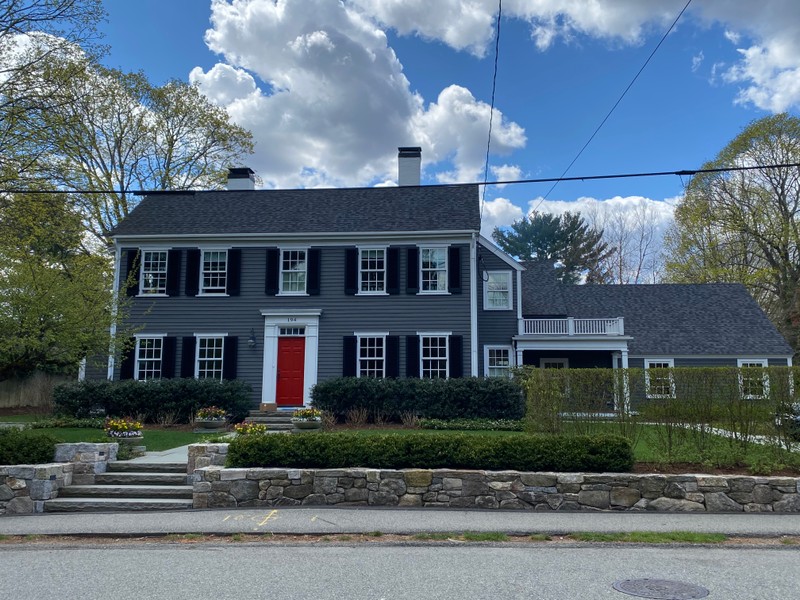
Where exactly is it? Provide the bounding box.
[612,579,709,599]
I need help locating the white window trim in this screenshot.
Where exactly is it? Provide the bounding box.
[194,334,227,380]
[138,248,169,297]
[418,331,451,379]
[417,244,449,295]
[278,247,309,296]
[644,358,676,399]
[133,333,167,381]
[484,345,514,377]
[356,246,389,296]
[354,332,389,378]
[737,358,770,399]
[198,248,229,296]
[482,270,513,311]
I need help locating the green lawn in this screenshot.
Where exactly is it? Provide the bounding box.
[0,414,46,423]
[32,428,212,452]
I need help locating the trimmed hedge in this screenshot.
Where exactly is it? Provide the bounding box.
[53,378,252,424]
[0,429,60,465]
[311,377,524,421]
[226,432,633,472]
[419,418,524,431]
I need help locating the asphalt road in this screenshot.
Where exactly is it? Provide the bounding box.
[0,543,797,599]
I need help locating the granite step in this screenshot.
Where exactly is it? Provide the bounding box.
[58,484,193,499]
[43,497,193,512]
[95,472,188,486]
[107,462,187,474]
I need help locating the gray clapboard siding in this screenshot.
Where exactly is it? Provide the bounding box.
[476,241,519,375]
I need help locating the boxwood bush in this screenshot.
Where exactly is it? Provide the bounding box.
[0,429,60,465]
[227,432,633,472]
[52,378,252,424]
[311,377,524,421]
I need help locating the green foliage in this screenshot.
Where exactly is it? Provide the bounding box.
[492,211,614,283]
[419,418,524,431]
[664,113,800,354]
[52,378,252,424]
[311,377,524,421]
[226,431,633,472]
[27,417,105,429]
[0,429,60,465]
[0,191,115,379]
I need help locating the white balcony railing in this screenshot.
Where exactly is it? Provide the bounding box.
[522,317,624,336]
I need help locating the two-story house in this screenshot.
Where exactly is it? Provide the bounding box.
[107,148,793,410]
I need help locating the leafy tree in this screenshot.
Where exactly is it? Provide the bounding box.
[0,188,116,378]
[492,211,614,283]
[664,113,800,355]
[34,61,255,243]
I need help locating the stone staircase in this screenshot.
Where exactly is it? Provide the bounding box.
[245,409,294,431]
[44,462,192,513]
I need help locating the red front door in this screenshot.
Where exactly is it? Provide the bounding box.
[276,337,305,406]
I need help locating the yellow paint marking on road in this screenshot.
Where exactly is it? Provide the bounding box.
[258,510,278,527]
[223,516,231,522]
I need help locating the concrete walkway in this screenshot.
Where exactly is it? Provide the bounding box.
[127,444,191,464]
[2,506,800,537]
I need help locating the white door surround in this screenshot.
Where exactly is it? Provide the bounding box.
[260,309,322,407]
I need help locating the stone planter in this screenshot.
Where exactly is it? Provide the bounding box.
[292,420,322,430]
[194,419,227,433]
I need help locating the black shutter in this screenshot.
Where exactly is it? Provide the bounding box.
[119,338,136,380]
[406,248,419,294]
[181,336,196,378]
[344,248,358,295]
[448,246,462,294]
[406,335,420,378]
[185,249,200,297]
[265,248,279,295]
[123,249,140,296]
[226,249,241,296]
[343,336,357,377]
[223,336,238,380]
[166,250,181,297]
[162,337,177,379]
[386,248,399,295]
[386,335,400,378]
[308,248,321,295]
[449,335,463,378]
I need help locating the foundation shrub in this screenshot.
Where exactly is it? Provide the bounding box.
[226,432,633,472]
[311,377,524,421]
[52,378,251,424]
[0,428,60,465]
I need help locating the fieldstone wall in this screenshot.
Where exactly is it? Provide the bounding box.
[188,443,228,475]
[1,442,117,515]
[193,466,800,513]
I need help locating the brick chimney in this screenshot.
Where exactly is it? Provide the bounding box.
[398,147,421,186]
[226,167,256,191]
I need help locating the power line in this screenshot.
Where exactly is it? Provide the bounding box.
[480,0,502,220]
[534,0,693,211]
[0,161,798,195]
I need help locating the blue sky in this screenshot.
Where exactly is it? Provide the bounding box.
[98,0,800,236]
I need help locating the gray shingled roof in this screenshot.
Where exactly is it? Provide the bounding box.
[521,268,792,356]
[111,185,480,237]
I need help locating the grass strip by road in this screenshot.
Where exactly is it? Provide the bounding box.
[568,531,727,544]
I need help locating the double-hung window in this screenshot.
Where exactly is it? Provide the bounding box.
[485,346,513,377]
[196,336,225,381]
[359,248,386,293]
[357,334,386,378]
[135,336,164,380]
[201,250,227,294]
[738,359,769,399]
[644,358,675,398]
[140,250,168,295]
[280,249,307,294]
[421,334,449,379]
[484,271,512,310]
[420,247,447,293]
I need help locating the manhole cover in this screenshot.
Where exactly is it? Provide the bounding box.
[612,579,709,599]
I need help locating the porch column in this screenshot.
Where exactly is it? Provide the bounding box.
[516,349,524,368]
[621,349,630,413]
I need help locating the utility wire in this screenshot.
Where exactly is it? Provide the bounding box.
[1,161,797,196]
[480,0,502,221]
[534,0,693,211]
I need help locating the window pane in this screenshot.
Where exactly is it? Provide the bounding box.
[197,337,224,381]
[420,248,447,292]
[202,250,227,293]
[141,251,168,294]
[421,336,448,378]
[360,249,385,292]
[486,272,510,308]
[487,348,511,377]
[281,250,307,293]
[137,337,163,380]
[358,336,385,378]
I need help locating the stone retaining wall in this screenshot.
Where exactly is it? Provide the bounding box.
[1,442,117,515]
[188,443,228,474]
